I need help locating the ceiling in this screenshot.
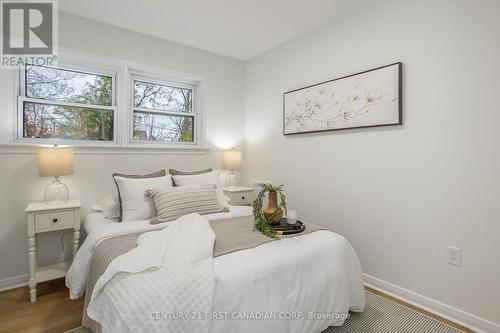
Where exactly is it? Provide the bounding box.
[59,0,362,61]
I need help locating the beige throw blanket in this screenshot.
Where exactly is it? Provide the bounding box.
[210,216,324,256]
[83,216,325,332]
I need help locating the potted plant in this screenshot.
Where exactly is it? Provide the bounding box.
[252,183,287,238]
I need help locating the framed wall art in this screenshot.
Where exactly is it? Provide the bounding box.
[283,62,402,135]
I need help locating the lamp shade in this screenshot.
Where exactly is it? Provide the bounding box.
[37,147,74,177]
[223,150,241,170]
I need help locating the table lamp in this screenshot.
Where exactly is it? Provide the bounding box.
[223,149,241,187]
[37,146,74,204]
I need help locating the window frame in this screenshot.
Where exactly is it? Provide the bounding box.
[16,60,119,146]
[12,52,206,150]
[128,73,200,146]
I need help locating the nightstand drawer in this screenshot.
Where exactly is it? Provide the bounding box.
[34,210,74,231]
[223,188,256,206]
[229,194,252,205]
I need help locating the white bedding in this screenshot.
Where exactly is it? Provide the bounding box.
[213,231,365,333]
[67,207,366,333]
[88,214,216,333]
[69,205,254,298]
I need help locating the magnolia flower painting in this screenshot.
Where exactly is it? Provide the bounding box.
[283,63,402,134]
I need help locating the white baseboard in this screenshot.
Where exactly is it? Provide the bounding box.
[364,274,500,333]
[0,274,29,292]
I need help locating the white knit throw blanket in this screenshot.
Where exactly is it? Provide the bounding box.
[87,213,216,333]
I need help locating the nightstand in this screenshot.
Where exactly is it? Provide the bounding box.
[223,186,256,206]
[25,200,81,302]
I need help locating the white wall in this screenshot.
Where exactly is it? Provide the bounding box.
[0,12,244,283]
[243,0,500,328]
[1,2,499,330]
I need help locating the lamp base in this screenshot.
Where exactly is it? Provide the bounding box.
[227,172,237,187]
[44,177,69,204]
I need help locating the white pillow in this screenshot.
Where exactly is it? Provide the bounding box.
[171,170,230,210]
[91,194,120,219]
[114,174,173,221]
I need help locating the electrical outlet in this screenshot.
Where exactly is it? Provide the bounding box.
[448,246,462,266]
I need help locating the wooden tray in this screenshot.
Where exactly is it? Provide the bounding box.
[270,219,305,235]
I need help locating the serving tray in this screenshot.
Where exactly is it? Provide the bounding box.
[270,219,305,235]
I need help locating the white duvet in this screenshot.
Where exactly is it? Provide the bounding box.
[88,214,216,333]
[67,207,366,333]
[67,206,254,298]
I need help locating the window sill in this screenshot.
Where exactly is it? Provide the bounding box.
[0,143,210,155]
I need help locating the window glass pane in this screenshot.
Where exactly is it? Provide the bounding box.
[134,80,192,113]
[25,64,113,106]
[23,102,114,141]
[133,111,193,142]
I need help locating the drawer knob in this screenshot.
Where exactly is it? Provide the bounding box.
[52,218,58,223]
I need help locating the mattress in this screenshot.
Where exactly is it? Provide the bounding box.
[84,205,253,234]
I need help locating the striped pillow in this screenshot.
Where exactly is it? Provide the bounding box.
[147,184,224,224]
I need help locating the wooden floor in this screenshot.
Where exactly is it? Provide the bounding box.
[0,281,473,333]
[0,279,84,333]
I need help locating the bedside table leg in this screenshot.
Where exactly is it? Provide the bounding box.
[28,235,36,302]
[73,229,80,260]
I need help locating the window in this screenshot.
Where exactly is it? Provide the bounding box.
[131,78,196,144]
[19,64,116,142]
[15,58,203,148]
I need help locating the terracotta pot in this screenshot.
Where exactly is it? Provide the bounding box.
[263,191,283,225]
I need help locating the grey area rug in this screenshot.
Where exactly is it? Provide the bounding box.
[324,291,466,333]
[66,291,466,333]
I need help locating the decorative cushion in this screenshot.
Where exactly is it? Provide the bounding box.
[112,170,166,221]
[171,170,230,211]
[113,173,172,222]
[147,184,223,224]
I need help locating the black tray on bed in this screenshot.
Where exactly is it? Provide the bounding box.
[270,219,305,235]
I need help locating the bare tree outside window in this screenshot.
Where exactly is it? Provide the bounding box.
[132,80,195,143]
[22,64,115,141]
[19,65,198,145]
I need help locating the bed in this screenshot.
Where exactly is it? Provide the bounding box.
[67,205,366,333]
